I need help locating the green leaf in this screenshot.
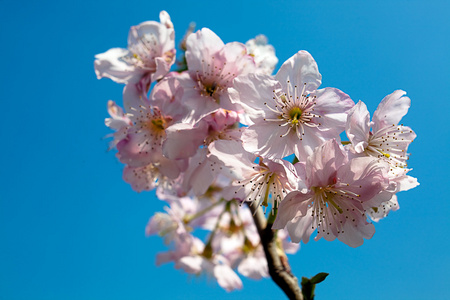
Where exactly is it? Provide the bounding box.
[301,273,329,300]
[310,272,329,284]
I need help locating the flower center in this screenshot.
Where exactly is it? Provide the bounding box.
[365,125,415,168]
[265,82,320,140]
[146,113,173,139]
[288,107,303,124]
[132,105,172,141]
[150,117,166,132]
[204,82,218,97]
[235,161,285,209]
[312,186,343,213]
[194,57,236,102]
[123,32,161,71]
[309,182,364,236]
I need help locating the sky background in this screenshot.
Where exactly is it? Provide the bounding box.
[1,0,449,299]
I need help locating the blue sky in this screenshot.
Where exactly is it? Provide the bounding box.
[1,0,449,299]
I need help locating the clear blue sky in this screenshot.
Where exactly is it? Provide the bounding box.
[1,0,449,299]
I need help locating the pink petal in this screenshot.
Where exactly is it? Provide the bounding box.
[285,209,315,244]
[275,50,322,94]
[213,264,243,291]
[185,28,225,72]
[311,87,355,139]
[336,221,375,248]
[346,101,371,153]
[242,122,298,159]
[272,191,312,230]
[163,122,208,160]
[372,90,411,131]
[94,48,142,83]
[229,73,281,121]
[306,139,348,188]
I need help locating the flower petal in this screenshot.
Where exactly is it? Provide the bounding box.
[94,48,142,83]
[372,90,411,131]
[272,191,312,230]
[346,100,371,153]
[275,50,322,94]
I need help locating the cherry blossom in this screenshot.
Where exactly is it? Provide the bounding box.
[346,91,416,168]
[176,249,243,292]
[96,13,419,293]
[219,205,269,280]
[104,100,132,150]
[209,139,298,208]
[148,198,244,291]
[177,148,236,197]
[94,11,175,85]
[273,139,392,247]
[235,244,268,280]
[245,34,278,75]
[177,28,256,122]
[366,195,400,222]
[345,92,419,221]
[116,77,189,167]
[122,154,187,192]
[230,51,354,160]
[146,196,194,243]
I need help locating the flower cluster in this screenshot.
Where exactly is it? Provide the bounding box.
[95,11,418,291]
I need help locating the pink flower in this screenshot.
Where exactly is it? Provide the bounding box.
[208,139,298,208]
[146,196,195,243]
[94,11,175,85]
[235,245,268,280]
[230,51,354,160]
[366,195,400,222]
[245,35,278,75]
[203,109,242,143]
[273,139,392,247]
[148,197,243,292]
[366,167,418,222]
[155,188,225,231]
[157,229,243,292]
[177,28,256,122]
[163,108,242,161]
[345,92,419,221]
[277,228,300,254]
[177,251,243,292]
[215,205,269,280]
[346,91,416,169]
[212,204,260,255]
[178,148,233,197]
[104,100,132,150]
[122,155,187,192]
[116,77,189,167]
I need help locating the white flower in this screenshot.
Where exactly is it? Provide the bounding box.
[230,51,354,160]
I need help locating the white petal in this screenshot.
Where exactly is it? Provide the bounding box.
[372,90,411,131]
[185,28,224,72]
[276,50,322,94]
[272,191,311,230]
[213,264,243,291]
[346,101,371,153]
[94,48,141,83]
[337,221,375,248]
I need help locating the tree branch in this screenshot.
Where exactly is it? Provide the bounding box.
[249,204,303,300]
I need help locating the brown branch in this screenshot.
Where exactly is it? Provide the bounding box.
[249,204,303,300]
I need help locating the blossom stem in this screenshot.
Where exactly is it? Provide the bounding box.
[248,203,303,300]
[267,208,277,224]
[183,198,225,224]
[202,200,233,257]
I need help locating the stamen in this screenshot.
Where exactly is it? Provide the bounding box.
[267,81,321,141]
